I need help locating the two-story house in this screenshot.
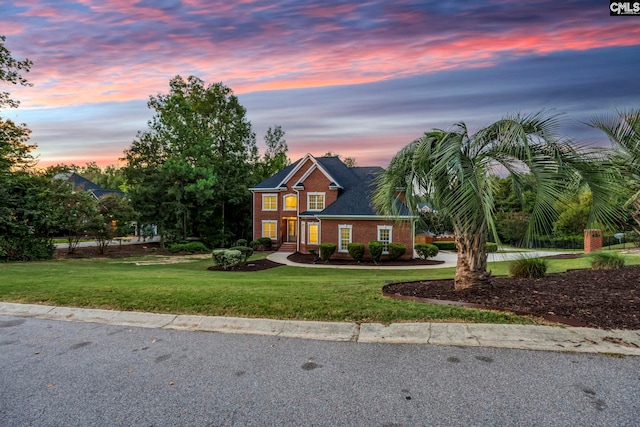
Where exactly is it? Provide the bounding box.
[250,154,416,260]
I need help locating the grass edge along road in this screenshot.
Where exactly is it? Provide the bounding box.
[2,252,639,326]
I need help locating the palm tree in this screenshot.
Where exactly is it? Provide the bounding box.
[590,108,640,235]
[375,111,622,290]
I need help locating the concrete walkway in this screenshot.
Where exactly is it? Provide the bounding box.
[267,249,573,269]
[1,302,638,356]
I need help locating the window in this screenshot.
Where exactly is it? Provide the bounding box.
[308,222,319,244]
[262,194,277,211]
[284,194,297,211]
[338,225,352,252]
[300,221,306,244]
[377,225,392,254]
[262,220,277,239]
[307,192,325,211]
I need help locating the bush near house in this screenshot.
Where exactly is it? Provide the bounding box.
[368,241,383,264]
[229,246,254,263]
[388,243,407,261]
[168,242,209,253]
[319,243,337,262]
[212,249,244,270]
[235,239,248,247]
[250,237,272,251]
[434,241,456,251]
[347,242,365,263]
[415,243,439,260]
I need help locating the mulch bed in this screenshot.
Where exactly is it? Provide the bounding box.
[287,252,444,266]
[383,265,640,330]
[54,242,172,259]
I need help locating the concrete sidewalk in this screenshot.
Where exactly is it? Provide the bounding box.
[1,302,638,356]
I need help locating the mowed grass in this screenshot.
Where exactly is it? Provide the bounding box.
[2,252,639,325]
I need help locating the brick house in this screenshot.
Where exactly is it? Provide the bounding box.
[250,154,416,260]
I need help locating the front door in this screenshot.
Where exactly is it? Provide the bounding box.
[287,218,297,242]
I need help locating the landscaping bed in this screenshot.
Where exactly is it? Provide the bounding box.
[383,265,640,330]
[287,252,444,266]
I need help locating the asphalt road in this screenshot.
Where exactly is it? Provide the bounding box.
[2,315,639,427]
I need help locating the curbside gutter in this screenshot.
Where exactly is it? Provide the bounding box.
[1,302,638,356]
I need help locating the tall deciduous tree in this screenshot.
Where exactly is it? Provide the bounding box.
[123,75,257,246]
[375,111,622,290]
[257,125,289,181]
[0,35,35,171]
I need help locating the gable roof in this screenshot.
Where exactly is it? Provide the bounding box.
[251,154,413,219]
[54,172,125,199]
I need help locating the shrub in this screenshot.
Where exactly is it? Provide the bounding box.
[347,242,365,263]
[590,252,625,270]
[249,240,260,250]
[368,241,383,264]
[229,245,254,263]
[509,257,548,278]
[257,237,273,250]
[319,243,337,262]
[0,236,55,262]
[235,238,248,247]
[388,243,407,261]
[434,241,456,251]
[212,249,244,270]
[168,242,209,253]
[486,242,498,253]
[415,243,438,260]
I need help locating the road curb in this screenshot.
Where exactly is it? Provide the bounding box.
[1,302,639,356]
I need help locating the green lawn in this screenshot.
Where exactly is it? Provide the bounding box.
[1,252,639,325]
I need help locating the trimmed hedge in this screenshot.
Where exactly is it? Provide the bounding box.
[229,245,254,263]
[368,241,383,264]
[319,243,337,261]
[415,243,438,260]
[212,249,244,270]
[168,241,209,253]
[347,242,365,263]
[388,243,407,261]
[433,241,456,251]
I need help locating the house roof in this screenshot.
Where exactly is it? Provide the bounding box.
[54,172,125,199]
[252,154,413,218]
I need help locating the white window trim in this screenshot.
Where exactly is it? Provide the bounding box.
[262,220,277,239]
[377,225,393,254]
[262,194,277,211]
[338,224,352,253]
[307,192,325,211]
[300,221,306,244]
[283,193,297,211]
[307,222,320,245]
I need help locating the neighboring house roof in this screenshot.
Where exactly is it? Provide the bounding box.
[252,154,413,218]
[54,172,125,199]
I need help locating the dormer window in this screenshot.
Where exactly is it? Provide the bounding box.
[307,192,325,211]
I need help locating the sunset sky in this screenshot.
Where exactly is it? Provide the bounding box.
[3,0,640,168]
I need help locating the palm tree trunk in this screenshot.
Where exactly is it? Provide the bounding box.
[454,232,492,290]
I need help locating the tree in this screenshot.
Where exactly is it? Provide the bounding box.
[375,111,622,290]
[91,195,137,255]
[254,125,290,183]
[590,108,640,236]
[123,75,258,246]
[0,35,36,171]
[322,152,357,167]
